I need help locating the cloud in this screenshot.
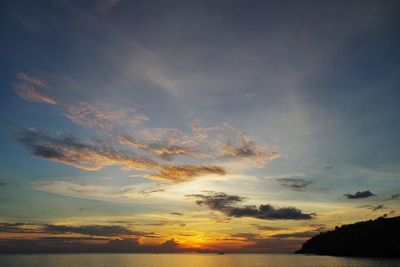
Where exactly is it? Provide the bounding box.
[344,190,375,199]
[271,231,319,239]
[137,188,166,196]
[230,232,260,241]
[359,204,386,212]
[0,237,185,253]
[150,165,226,182]
[239,237,304,253]
[117,133,202,160]
[218,133,281,167]
[250,224,286,231]
[191,121,220,141]
[170,212,183,216]
[17,127,158,171]
[190,192,243,207]
[43,224,157,237]
[371,205,384,212]
[384,193,399,201]
[159,238,181,252]
[0,222,157,238]
[229,204,314,220]
[0,223,45,234]
[187,192,314,220]
[13,73,56,105]
[224,233,305,253]
[13,74,148,132]
[17,127,225,182]
[66,102,148,131]
[276,178,313,191]
[12,73,280,180]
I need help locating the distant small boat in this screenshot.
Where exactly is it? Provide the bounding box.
[217,252,225,255]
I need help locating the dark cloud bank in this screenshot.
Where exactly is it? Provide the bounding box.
[0,223,156,238]
[0,222,184,254]
[187,192,315,220]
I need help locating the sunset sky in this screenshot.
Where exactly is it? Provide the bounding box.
[0,0,399,253]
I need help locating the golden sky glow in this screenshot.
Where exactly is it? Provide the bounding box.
[1,0,399,254]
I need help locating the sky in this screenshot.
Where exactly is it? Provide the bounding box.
[0,0,399,253]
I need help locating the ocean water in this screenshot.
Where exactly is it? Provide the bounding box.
[0,254,399,267]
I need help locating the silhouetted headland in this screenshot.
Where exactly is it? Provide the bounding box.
[296,215,400,257]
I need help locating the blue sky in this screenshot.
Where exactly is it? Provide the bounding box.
[0,0,399,253]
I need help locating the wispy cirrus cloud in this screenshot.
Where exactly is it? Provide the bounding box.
[66,102,149,131]
[13,73,148,132]
[12,73,279,182]
[33,180,169,201]
[187,192,315,220]
[13,73,56,105]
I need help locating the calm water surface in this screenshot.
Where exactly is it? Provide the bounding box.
[0,254,399,267]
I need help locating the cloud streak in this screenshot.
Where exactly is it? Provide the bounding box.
[0,222,157,237]
[13,73,56,105]
[13,73,148,132]
[276,178,313,191]
[0,237,186,254]
[344,190,375,199]
[43,224,157,237]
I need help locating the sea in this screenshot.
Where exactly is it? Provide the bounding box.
[0,254,399,267]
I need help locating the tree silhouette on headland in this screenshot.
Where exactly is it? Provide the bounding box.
[296,215,400,257]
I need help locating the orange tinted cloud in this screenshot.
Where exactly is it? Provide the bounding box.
[18,128,158,171]
[150,165,226,182]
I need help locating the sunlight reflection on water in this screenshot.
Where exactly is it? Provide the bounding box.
[0,254,399,267]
